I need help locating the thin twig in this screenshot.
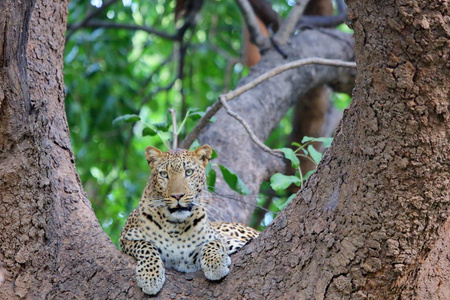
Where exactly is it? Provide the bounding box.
[180,101,223,149]
[234,0,272,53]
[169,109,178,149]
[180,57,356,149]
[68,20,179,40]
[66,0,120,41]
[219,96,283,159]
[273,0,310,45]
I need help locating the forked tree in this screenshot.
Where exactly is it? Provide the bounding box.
[0,0,448,299]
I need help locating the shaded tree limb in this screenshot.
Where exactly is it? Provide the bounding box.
[234,0,272,53]
[296,0,347,30]
[248,0,282,32]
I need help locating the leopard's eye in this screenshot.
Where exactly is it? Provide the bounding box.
[185,169,194,176]
[159,171,168,178]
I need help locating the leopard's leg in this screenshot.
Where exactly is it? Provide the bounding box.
[200,239,231,281]
[121,238,165,295]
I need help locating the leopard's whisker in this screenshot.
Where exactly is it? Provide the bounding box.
[202,188,272,213]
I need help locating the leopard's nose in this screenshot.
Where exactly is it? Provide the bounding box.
[171,193,185,200]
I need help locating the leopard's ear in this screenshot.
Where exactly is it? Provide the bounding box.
[145,146,163,166]
[193,145,212,167]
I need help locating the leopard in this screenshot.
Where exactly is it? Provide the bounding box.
[120,145,259,295]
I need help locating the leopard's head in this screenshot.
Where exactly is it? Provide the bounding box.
[144,145,212,222]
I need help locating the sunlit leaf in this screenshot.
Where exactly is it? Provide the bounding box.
[307,145,323,164]
[218,165,250,195]
[270,173,301,192]
[278,147,300,169]
[301,136,333,148]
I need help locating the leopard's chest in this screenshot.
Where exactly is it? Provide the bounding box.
[140,215,218,273]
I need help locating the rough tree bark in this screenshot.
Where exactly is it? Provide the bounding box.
[0,0,448,300]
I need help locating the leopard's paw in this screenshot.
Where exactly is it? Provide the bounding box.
[136,261,165,295]
[201,251,231,281]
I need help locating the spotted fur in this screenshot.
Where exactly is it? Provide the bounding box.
[120,145,259,295]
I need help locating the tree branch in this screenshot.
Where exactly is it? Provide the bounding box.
[181,57,355,150]
[273,0,310,45]
[234,0,272,53]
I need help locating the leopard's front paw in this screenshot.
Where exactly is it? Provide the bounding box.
[136,260,165,295]
[201,242,231,281]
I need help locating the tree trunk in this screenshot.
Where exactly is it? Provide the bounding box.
[0,1,138,299]
[1,0,448,300]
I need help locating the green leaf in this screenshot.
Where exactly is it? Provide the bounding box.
[205,164,216,193]
[301,136,333,148]
[142,127,157,136]
[188,111,204,121]
[218,165,250,195]
[303,170,315,181]
[322,138,333,148]
[278,148,300,169]
[189,111,216,123]
[112,114,141,126]
[307,145,323,164]
[278,193,296,211]
[270,173,301,192]
[152,121,169,131]
[210,148,218,160]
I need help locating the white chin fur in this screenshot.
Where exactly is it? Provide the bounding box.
[169,210,191,222]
